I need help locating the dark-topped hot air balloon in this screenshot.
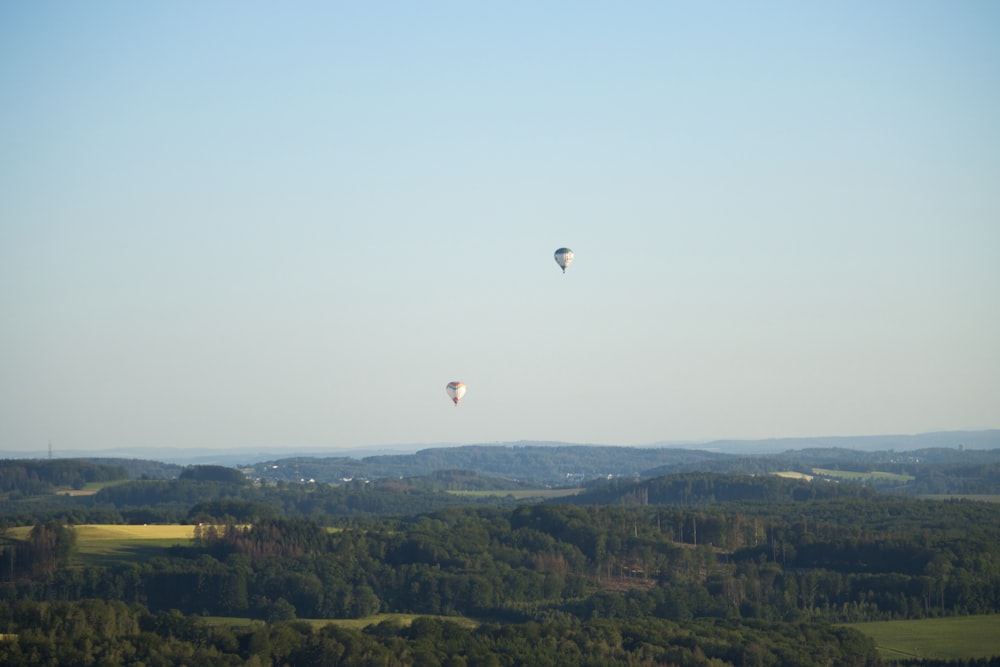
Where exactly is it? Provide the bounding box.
[554,247,574,274]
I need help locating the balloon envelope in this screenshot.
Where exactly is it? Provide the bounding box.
[446,381,466,405]
[554,248,574,273]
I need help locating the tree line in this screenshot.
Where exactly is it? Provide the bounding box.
[0,597,887,667]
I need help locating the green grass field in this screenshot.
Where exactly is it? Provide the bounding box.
[844,615,1000,660]
[6,524,196,541]
[5,524,198,568]
[71,525,197,567]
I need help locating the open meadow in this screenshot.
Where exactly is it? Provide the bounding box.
[7,524,195,541]
[6,524,197,568]
[72,524,197,567]
[52,480,124,496]
[844,615,1000,661]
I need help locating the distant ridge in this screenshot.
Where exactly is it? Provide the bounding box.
[685,430,1000,454]
[1,430,996,467]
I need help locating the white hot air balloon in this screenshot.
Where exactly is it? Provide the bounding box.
[554,247,574,274]
[446,381,466,406]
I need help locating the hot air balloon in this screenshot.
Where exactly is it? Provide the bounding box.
[554,247,574,273]
[446,381,466,406]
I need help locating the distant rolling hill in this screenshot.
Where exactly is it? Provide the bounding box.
[245,431,1000,487]
[4,430,996,487]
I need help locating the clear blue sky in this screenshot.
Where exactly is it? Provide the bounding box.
[2,1,998,451]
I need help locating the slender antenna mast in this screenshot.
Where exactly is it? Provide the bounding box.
[49,441,53,460]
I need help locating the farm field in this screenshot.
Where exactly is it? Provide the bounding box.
[52,480,125,496]
[72,524,197,567]
[811,468,914,483]
[844,615,1000,661]
[7,524,195,541]
[6,524,197,568]
[773,471,814,480]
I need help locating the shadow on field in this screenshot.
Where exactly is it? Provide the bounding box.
[76,541,186,568]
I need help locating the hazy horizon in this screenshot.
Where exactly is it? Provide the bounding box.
[3,429,997,464]
[3,2,998,452]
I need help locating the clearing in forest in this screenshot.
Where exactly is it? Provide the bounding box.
[844,615,1000,660]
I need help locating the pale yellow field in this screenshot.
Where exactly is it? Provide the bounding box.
[773,471,814,480]
[6,524,196,541]
[75,524,197,540]
[811,468,914,482]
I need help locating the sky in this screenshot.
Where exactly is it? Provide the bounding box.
[2,1,998,452]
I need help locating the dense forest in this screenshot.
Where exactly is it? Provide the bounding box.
[1,451,999,665]
[0,459,128,496]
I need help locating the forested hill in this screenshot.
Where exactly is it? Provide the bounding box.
[4,430,997,491]
[246,445,733,484]
[570,472,874,506]
[244,434,1000,488]
[696,429,1000,453]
